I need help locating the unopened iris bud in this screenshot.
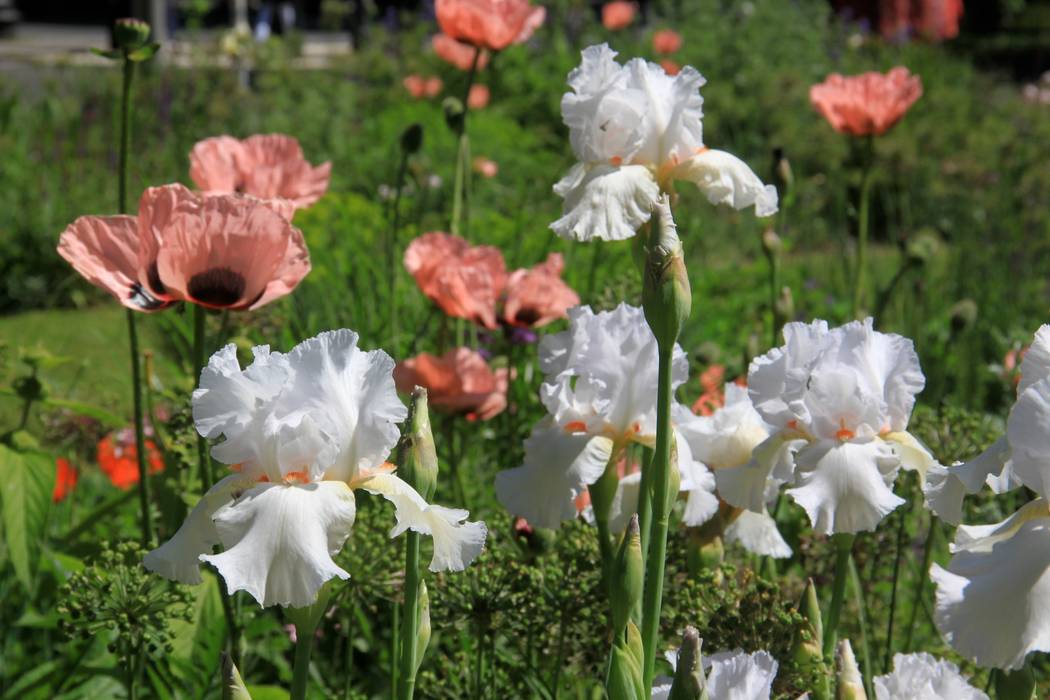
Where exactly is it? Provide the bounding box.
[221,652,251,700]
[608,639,644,700]
[443,97,465,133]
[793,578,830,700]
[397,387,438,500]
[414,581,431,672]
[114,18,151,51]
[611,515,643,634]
[668,626,709,700]
[401,123,424,155]
[835,639,866,700]
[642,195,691,349]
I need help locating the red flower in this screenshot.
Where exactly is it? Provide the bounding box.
[602,1,636,30]
[53,457,78,503]
[97,429,165,490]
[810,67,923,137]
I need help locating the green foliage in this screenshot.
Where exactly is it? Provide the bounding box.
[0,441,55,590]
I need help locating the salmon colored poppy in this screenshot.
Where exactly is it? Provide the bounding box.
[652,29,682,54]
[810,67,923,137]
[472,156,498,178]
[97,429,165,490]
[189,134,331,211]
[436,0,546,51]
[53,457,77,503]
[503,253,580,329]
[58,184,310,312]
[601,1,636,30]
[404,232,507,329]
[659,58,681,76]
[467,84,491,109]
[404,74,445,98]
[432,33,490,71]
[394,347,509,421]
[691,364,737,416]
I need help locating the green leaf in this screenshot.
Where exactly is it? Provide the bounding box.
[89,47,122,60]
[245,686,290,700]
[169,572,225,686]
[128,42,161,62]
[44,397,125,428]
[0,444,54,591]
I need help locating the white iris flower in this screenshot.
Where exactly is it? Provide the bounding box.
[873,652,987,699]
[652,647,778,700]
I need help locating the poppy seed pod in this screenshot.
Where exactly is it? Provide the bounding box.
[401,124,424,156]
[114,18,151,51]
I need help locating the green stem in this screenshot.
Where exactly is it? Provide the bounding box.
[823,533,855,658]
[388,151,409,350]
[848,555,874,699]
[903,517,938,653]
[397,531,422,700]
[391,600,400,698]
[193,304,213,490]
[851,157,875,319]
[640,341,674,690]
[450,47,481,238]
[219,579,242,669]
[883,508,908,672]
[119,55,133,213]
[290,622,317,700]
[767,246,781,349]
[126,310,154,548]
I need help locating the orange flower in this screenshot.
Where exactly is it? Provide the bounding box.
[404,232,507,329]
[601,1,636,30]
[691,364,729,416]
[432,33,490,71]
[472,156,499,178]
[652,29,682,54]
[880,0,964,42]
[97,429,165,490]
[467,84,491,109]
[403,74,444,99]
[810,67,923,137]
[436,0,546,51]
[659,58,681,76]
[53,457,77,503]
[394,348,509,421]
[503,253,580,328]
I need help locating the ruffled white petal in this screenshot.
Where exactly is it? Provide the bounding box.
[932,500,1050,670]
[873,652,987,700]
[673,387,771,470]
[725,509,792,559]
[203,481,356,608]
[495,420,613,530]
[922,463,968,526]
[276,329,407,482]
[705,649,778,700]
[361,472,487,571]
[551,164,660,242]
[922,437,1015,524]
[1017,324,1050,394]
[673,149,778,217]
[715,433,804,513]
[624,58,705,165]
[1007,375,1050,499]
[748,320,830,429]
[144,473,251,584]
[787,439,904,535]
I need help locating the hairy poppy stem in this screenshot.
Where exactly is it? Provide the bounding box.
[851,143,875,319]
[193,303,213,490]
[450,46,481,239]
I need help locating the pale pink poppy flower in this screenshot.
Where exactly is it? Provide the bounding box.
[659,58,681,76]
[432,33,490,71]
[404,232,507,329]
[58,183,310,312]
[472,156,498,178]
[652,29,682,54]
[601,1,636,30]
[189,134,331,211]
[502,253,580,328]
[394,347,509,421]
[436,0,546,51]
[467,84,491,110]
[810,67,923,136]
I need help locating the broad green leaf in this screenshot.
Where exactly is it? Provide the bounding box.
[169,571,225,687]
[246,686,290,700]
[128,42,161,62]
[44,397,125,427]
[0,444,54,591]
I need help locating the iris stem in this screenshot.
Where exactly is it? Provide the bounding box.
[848,554,874,699]
[397,531,423,700]
[290,622,317,700]
[883,506,908,672]
[450,46,480,239]
[903,517,938,652]
[823,532,855,658]
[640,340,674,690]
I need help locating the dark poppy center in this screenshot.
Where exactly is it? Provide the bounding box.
[187,267,246,307]
[146,260,166,296]
[514,307,541,326]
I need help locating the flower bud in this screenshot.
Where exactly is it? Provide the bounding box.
[414,581,432,672]
[443,97,465,133]
[949,299,978,335]
[775,286,794,322]
[994,665,1036,700]
[835,639,867,700]
[904,228,942,266]
[793,579,831,700]
[611,515,643,634]
[772,147,794,195]
[608,641,644,700]
[401,123,424,155]
[668,626,709,700]
[761,228,781,257]
[396,387,438,500]
[642,195,691,350]
[221,652,251,700]
[114,18,151,51]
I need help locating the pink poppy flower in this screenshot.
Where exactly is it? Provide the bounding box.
[393,347,509,421]
[58,184,310,312]
[502,253,580,328]
[432,33,491,71]
[404,232,507,329]
[602,1,636,30]
[467,84,491,109]
[810,67,923,136]
[659,58,681,76]
[472,156,498,178]
[436,0,546,51]
[652,29,682,54]
[189,134,331,211]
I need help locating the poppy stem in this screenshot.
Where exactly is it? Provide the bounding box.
[822,532,855,658]
[851,147,875,319]
[639,339,674,691]
[450,46,480,239]
[193,303,213,490]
